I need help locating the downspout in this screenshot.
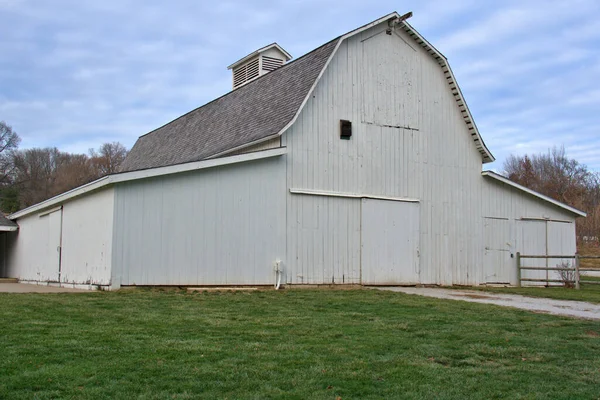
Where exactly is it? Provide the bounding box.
[274,260,282,290]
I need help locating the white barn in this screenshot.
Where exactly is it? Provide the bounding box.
[0,12,586,290]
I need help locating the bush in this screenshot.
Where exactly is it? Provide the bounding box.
[556,261,576,288]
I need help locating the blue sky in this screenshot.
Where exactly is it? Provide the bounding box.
[1,0,599,171]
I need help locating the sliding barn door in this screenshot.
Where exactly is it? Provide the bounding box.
[483,218,513,284]
[39,208,63,282]
[361,199,420,284]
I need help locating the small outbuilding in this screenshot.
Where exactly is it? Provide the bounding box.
[1,12,586,289]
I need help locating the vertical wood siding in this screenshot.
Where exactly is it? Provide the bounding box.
[6,188,114,286]
[281,22,578,285]
[60,188,114,285]
[282,24,486,285]
[285,194,360,284]
[361,199,420,284]
[112,157,286,286]
[483,218,513,283]
[0,234,5,277]
[482,179,577,285]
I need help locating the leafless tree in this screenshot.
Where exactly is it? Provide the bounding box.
[0,121,21,184]
[89,142,128,176]
[12,148,96,207]
[504,146,600,244]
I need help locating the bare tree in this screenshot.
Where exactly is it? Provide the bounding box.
[12,148,97,207]
[89,142,128,176]
[504,146,600,243]
[0,121,21,184]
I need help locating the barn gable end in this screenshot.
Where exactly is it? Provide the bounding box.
[282,18,489,285]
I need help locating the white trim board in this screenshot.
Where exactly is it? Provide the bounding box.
[482,170,586,217]
[290,188,419,203]
[0,225,18,232]
[10,147,287,220]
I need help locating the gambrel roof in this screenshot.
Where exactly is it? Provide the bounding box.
[121,12,494,173]
[120,39,338,172]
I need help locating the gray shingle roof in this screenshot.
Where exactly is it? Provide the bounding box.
[120,38,339,172]
[0,213,17,228]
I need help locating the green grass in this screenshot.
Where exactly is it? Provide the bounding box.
[471,276,600,304]
[1,289,599,399]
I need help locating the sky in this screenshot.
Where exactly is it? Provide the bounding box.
[1,0,599,172]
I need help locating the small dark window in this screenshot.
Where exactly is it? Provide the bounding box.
[340,120,352,140]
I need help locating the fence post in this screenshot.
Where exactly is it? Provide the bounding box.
[575,254,580,290]
[516,252,521,288]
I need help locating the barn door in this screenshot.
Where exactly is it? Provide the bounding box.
[516,219,576,286]
[361,199,420,284]
[483,218,513,284]
[516,220,548,286]
[547,221,577,283]
[39,208,63,282]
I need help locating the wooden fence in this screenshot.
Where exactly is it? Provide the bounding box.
[516,253,600,289]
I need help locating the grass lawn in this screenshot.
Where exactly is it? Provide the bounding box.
[1,289,600,399]
[471,276,600,304]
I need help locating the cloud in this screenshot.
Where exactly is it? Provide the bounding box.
[1,0,599,173]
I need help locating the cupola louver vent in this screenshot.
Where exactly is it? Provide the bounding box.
[262,55,284,72]
[233,57,260,89]
[227,43,292,90]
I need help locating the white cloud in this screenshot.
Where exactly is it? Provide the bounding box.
[1,0,599,173]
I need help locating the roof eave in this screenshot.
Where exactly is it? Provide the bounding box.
[401,20,495,164]
[10,148,287,220]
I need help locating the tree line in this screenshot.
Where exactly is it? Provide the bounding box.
[504,146,600,243]
[0,121,128,213]
[2,119,599,244]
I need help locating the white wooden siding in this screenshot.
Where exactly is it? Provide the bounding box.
[112,157,286,286]
[5,188,114,286]
[60,188,114,285]
[5,208,62,282]
[282,23,486,285]
[547,221,577,284]
[483,178,577,285]
[286,194,360,284]
[361,199,420,284]
[483,218,513,284]
[0,234,6,277]
[281,21,578,285]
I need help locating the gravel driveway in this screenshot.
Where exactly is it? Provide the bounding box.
[373,287,600,320]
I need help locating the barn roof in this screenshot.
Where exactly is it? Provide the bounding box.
[120,38,338,172]
[121,12,495,173]
[0,213,18,231]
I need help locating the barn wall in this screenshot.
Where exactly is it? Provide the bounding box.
[4,211,57,282]
[112,156,286,287]
[60,188,114,286]
[481,178,577,221]
[0,233,7,277]
[481,178,577,285]
[282,23,486,285]
[285,194,361,284]
[5,188,115,286]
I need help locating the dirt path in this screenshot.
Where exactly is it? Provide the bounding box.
[373,287,600,320]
